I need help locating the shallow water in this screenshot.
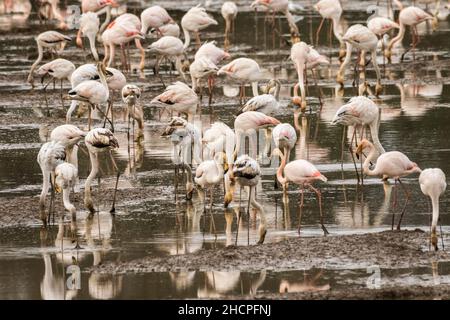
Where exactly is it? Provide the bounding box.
[0,0,450,299]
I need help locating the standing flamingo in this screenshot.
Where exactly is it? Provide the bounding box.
[202,121,236,164]
[337,24,382,96]
[356,139,422,230]
[194,152,228,234]
[50,124,86,170]
[221,1,238,49]
[140,5,175,35]
[272,123,297,189]
[122,84,144,140]
[190,57,218,94]
[54,162,78,219]
[27,30,71,87]
[36,58,75,108]
[84,127,119,214]
[148,36,187,81]
[181,5,218,49]
[68,62,111,130]
[251,0,299,38]
[290,41,310,111]
[314,0,345,60]
[195,41,231,65]
[228,155,267,245]
[332,96,385,182]
[151,82,198,121]
[239,79,282,115]
[79,12,100,61]
[273,148,329,234]
[234,111,280,160]
[419,168,447,251]
[217,57,262,104]
[385,6,434,62]
[38,140,66,226]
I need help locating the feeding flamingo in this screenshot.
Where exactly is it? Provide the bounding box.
[27,30,71,87]
[151,82,198,121]
[217,57,263,104]
[148,36,187,82]
[181,5,218,49]
[84,127,119,215]
[314,0,345,60]
[419,168,447,251]
[140,5,175,36]
[355,139,422,230]
[238,79,282,115]
[79,12,100,61]
[54,162,78,219]
[221,1,238,49]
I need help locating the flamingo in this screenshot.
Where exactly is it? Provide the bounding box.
[217,57,262,104]
[419,168,447,251]
[234,111,280,160]
[103,66,126,130]
[37,140,66,226]
[272,123,297,188]
[314,0,345,59]
[194,152,228,234]
[189,57,218,95]
[337,24,382,96]
[84,127,119,215]
[77,0,118,47]
[38,0,68,29]
[385,6,434,62]
[273,148,329,234]
[148,36,187,81]
[54,162,78,219]
[161,117,202,200]
[181,5,218,49]
[151,23,181,38]
[290,41,310,111]
[150,82,198,121]
[332,96,385,182]
[195,41,231,65]
[79,12,100,61]
[250,0,299,39]
[50,124,86,170]
[238,79,281,115]
[355,139,422,230]
[202,121,236,164]
[227,155,267,245]
[122,84,144,140]
[101,16,145,70]
[67,62,111,130]
[27,30,71,87]
[140,5,175,35]
[221,1,238,49]
[36,58,75,109]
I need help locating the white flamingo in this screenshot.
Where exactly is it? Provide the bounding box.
[151,82,198,121]
[181,5,218,49]
[221,1,238,48]
[148,35,187,81]
[84,127,119,214]
[419,168,447,251]
[79,12,100,61]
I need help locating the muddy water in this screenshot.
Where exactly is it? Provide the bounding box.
[0,0,450,299]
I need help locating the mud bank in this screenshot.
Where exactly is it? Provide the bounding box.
[93,230,449,273]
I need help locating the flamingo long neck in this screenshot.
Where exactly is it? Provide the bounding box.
[88,33,99,61]
[370,50,381,83]
[332,17,343,43]
[98,6,111,34]
[250,188,266,243]
[39,169,50,213]
[84,150,98,213]
[62,188,76,216]
[98,65,109,92]
[225,16,232,34]
[369,110,385,154]
[284,9,299,34]
[431,194,440,234]
[175,56,186,81]
[338,42,352,77]
[273,82,281,101]
[183,28,191,50]
[276,150,288,185]
[296,61,306,102]
[28,43,44,83]
[362,144,378,176]
[251,81,259,97]
[387,21,405,52]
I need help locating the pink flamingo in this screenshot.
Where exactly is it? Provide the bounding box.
[356,139,422,230]
[151,82,198,121]
[251,0,299,38]
[273,147,329,234]
[140,5,175,35]
[148,36,187,82]
[314,0,345,59]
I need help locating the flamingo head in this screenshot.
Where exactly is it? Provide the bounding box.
[355,139,372,156]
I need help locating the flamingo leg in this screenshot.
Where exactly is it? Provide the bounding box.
[235,187,242,246]
[307,184,329,235]
[315,18,325,46]
[391,178,398,230]
[396,179,410,230]
[109,150,120,214]
[209,188,217,236]
[349,127,361,184]
[247,186,252,246]
[297,184,304,234]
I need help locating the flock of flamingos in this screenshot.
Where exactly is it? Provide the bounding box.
[26,0,448,251]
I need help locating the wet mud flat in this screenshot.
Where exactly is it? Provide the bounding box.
[91,229,450,299]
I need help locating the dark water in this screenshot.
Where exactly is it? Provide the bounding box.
[0,0,450,299]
